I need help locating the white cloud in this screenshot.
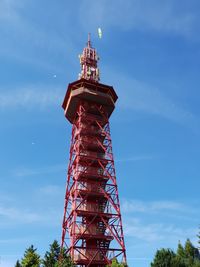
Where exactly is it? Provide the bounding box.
[0,259,16,267]
[121,199,187,213]
[122,199,199,249]
[104,71,200,131]
[0,0,76,72]
[12,163,66,177]
[79,0,197,38]
[0,201,63,227]
[0,0,24,21]
[119,78,196,126]
[0,205,42,224]
[124,218,197,244]
[116,154,154,163]
[2,73,198,133]
[0,86,63,110]
[38,185,62,195]
[0,238,29,244]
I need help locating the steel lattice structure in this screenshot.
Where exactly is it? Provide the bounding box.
[61,36,126,267]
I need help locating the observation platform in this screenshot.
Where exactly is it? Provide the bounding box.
[62,79,118,123]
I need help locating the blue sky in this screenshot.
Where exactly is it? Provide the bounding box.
[0,0,200,266]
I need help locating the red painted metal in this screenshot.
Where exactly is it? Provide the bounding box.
[78,33,100,82]
[61,37,126,267]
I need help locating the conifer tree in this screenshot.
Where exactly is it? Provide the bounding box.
[151,248,176,267]
[55,247,75,267]
[185,239,196,259]
[15,260,22,267]
[177,242,186,258]
[184,238,200,266]
[42,240,60,267]
[151,238,200,267]
[176,242,187,267]
[21,245,41,267]
[197,227,200,250]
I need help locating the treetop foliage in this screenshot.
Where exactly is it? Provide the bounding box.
[15,241,74,267]
[107,258,127,267]
[21,245,41,267]
[42,240,60,267]
[15,260,22,267]
[197,227,200,249]
[151,239,200,267]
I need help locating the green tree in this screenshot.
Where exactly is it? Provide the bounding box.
[42,240,60,267]
[176,242,187,267]
[55,248,74,267]
[152,239,200,267]
[109,258,127,267]
[21,245,41,267]
[193,260,200,267]
[185,239,197,259]
[15,260,22,267]
[197,227,200,250]
[184,239,200,266]
[55,256,73,267]
[177,242,186,258]
[151,248,176,267]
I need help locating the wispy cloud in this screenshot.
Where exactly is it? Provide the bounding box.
[121,199,199,223]
[104,71,200,132]
[116,154,154,163]
[0,0,24,21]
[0,259,18,267]
[79,0,198,38]
[119,78,196,126]
[0,205,42,224]
[12,155,153,178]
[38,185,63,195]
[121,199,187,213]
[12,163,66,177]
[0,238,29,244]
[3,73,198,133]
[0,86,63,110]
[124,218,197,243]
[0,201,63,227]
[122,199,199,247]
[0,0,76,72]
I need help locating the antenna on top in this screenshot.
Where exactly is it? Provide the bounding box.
[78,33,100,82]
[87,33,91,47]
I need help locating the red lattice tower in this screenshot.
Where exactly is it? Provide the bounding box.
[61,35,127,267]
